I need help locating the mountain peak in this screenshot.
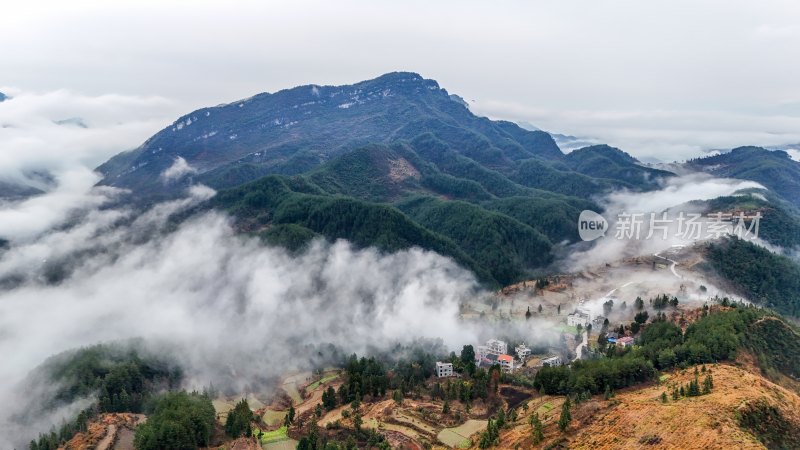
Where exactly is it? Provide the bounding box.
[0,92,7,102]
[96,72,561,201]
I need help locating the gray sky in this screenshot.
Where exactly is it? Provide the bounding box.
[2,0,800,160]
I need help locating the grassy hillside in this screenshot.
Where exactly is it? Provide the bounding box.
[499,307,800,449]
[566,364,800,450]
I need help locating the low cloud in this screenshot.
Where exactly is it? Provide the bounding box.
[473,101,800,162]
[0,185,495,447]
[0,89,183,244]
[563,173,765,271]
[161,156,197,182]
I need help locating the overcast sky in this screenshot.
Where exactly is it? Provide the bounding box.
[2,0,800,161]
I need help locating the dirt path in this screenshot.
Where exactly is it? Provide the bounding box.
[113,428,135,450]
[654,252,682,280]
[95,424,117,450]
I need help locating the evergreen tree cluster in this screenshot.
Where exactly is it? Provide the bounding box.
[535,306,790,396]
[133,391,216,450]
[225,399,254,438]
[27,343,183,450]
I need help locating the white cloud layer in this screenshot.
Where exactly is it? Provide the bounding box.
[161,156,198,182]
[563,174,765,271]
[0,187,491,447]
[0,89,177,183]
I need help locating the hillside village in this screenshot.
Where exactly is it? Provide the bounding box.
[34,249,800,450]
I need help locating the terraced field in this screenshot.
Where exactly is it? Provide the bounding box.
[262,440,298,450]
[262,409,288,426]
[437,420,487,448]
[306,372,340,392]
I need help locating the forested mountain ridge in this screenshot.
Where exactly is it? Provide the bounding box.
[688,146,800,207]
[208,140,600,286]
[94,73,678,285]
[96,72,568,202]
[95,72,674,204]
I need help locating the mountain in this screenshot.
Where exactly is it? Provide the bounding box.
[0,92,7,102]
[563,144,673,187]
[0,180,44,200]
[96,72,683,286]
[97,72,564,202]
[688,146,800,208]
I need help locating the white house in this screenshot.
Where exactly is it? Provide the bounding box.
[540,356,563,367]
[486,338,508,356]
[475,345,490,363]
[515,343,531,360]
[567,310,590,327]
[435,362,454,378]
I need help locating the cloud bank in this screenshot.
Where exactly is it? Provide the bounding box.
[0,184,492,447]
[563,173,765,271]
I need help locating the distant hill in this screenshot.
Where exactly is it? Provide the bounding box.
[0,180,44,201]
[564,144,673,188]
[688,146,800,208]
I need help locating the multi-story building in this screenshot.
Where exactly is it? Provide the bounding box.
[435,361,454,377]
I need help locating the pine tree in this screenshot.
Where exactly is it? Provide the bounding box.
[661,392,668,403]
[392,389,403,405]
[702,374,713,394]
[558,397,571,432]
[225,398,253,438]
[285,404,295,426]
[530,412,544,443]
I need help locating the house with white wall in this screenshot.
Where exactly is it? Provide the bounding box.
[567,310,590,327]
[435,362,454,377]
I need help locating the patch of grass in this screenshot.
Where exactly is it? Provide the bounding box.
[306,373,339,391]
[659,374,671,382]
[262,439,298,450]
[437,429,471,448]
[438,419,487,448]
[262,410,287,426]
[538,402,555,413]
[255,426,289,444]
